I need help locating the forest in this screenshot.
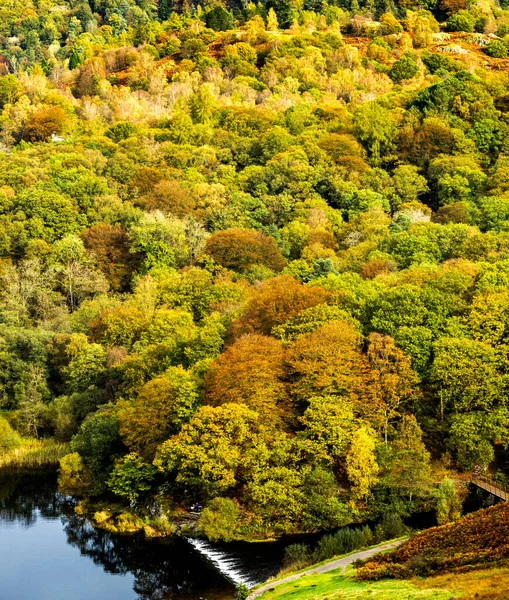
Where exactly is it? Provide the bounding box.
[0,0,508,542]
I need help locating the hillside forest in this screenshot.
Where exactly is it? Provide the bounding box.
[0,0,509,541]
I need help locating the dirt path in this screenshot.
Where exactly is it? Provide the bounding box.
[247,539,407,599]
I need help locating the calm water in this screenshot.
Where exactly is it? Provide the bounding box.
[0,471,286,600]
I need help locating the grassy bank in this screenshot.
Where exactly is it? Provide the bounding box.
[256,566,452,600]
[0,438,69,469]
[255,564,509,600]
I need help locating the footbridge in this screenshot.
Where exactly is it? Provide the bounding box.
[471,474,508,501]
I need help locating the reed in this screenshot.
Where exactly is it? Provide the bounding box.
[0,439,69,469]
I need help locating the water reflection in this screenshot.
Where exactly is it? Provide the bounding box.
[0,471,240,599]
[61,511,237,599]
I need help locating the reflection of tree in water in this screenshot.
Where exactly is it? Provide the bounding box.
[61,509,234,600]
[0,470,63,527]
[0,471,235,599]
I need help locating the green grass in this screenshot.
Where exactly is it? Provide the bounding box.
[257,568,453,600]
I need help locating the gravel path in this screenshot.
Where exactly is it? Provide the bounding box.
[247,539,407,599]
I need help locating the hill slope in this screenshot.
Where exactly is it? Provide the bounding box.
[358,502,509,580]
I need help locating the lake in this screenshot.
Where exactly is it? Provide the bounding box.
[0,471,287,600]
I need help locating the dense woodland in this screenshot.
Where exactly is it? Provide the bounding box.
[0,0,508,540]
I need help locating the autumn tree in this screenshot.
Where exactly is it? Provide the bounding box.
[92,304,148,349]
[365,333,420,443]
[346,426,380,500]
[204,334,291,426]
[230,276,330,337]
[119,366,200,459]
[203,228,286,273]
[21,106,69,142]
[267,8,279,31]
[82,223,141,292]
[286,320,368,405]
[144,180,196,217]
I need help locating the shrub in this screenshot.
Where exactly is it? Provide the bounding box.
[496,24,509,37]
[105,121,137,142]
[236,583,250,600]
[484,40,508,58]
[436,479,462,525]
[380,514,408,538]
[0,416,21,450]
[447,10,475,32]
[388,54,419,83]
[181,38,207,59]
[357,502,509,581]
[380,13,403,35]
[312,525,375,563]
[421,51,458,74]
[283,543,311,569]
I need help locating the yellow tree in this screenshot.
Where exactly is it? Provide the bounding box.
[345,426,380,500]
[267,8,279,31]
[300,395,355,461]
[286,320,368,405]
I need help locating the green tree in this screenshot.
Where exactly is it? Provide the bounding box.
[354,103,398,165]
[388,55,420,84]
[62,334,107,394]
[384,415,431,502]
[71,411,124,494]
[0,75,19,109]
[436,479,462,525]
[108,452,157,503]
[198,497,240,541]
[431,338,502,419]
[206,6,234,31]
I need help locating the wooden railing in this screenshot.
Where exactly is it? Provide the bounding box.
[471,474,508,501]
